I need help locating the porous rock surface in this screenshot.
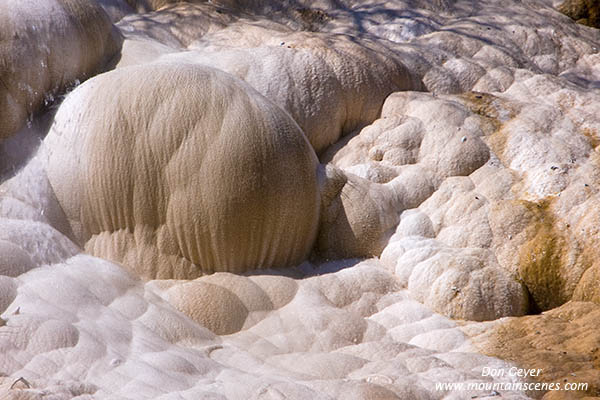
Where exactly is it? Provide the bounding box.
[1,0,600,399]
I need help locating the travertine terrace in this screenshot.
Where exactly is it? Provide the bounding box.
[1,0,599,398]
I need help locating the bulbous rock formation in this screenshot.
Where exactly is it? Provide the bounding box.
[182,28,423,153]
[317,164,403,259]
[116,15,423,153]
[0,0,122,141]
[44,63,321,279]
[2,1,600,398]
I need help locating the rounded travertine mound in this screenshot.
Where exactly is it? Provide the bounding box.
[573,263,600,304]
[186,29,423,153]
[148,272,298,335]
[0,219,80,277]
[0,0,122,141]
[118,21,423,153]
[317,164,403,259]
[0,251,531,399]
[44,63,320,279]
[2,1,600,397]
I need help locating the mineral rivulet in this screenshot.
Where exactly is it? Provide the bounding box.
[1,0,599,398]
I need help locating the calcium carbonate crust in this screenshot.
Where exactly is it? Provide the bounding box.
[44,63,321,279]
[0,0,122,141]
[2,0,600,399]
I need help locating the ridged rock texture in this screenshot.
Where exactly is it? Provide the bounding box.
[1,0,600,399]
[44,63,321,279]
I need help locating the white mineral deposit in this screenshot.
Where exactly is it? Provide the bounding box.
[1,0,599,399]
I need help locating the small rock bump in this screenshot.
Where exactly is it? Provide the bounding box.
[368,147,384,161]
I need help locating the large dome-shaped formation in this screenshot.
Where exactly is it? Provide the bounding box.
[44,63,321,279]
[148,28,423,153]
[2,0,600,398]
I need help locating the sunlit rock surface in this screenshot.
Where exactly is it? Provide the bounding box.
[1,0,600,399]
[0,0,122,141]
[44,63,321,279]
